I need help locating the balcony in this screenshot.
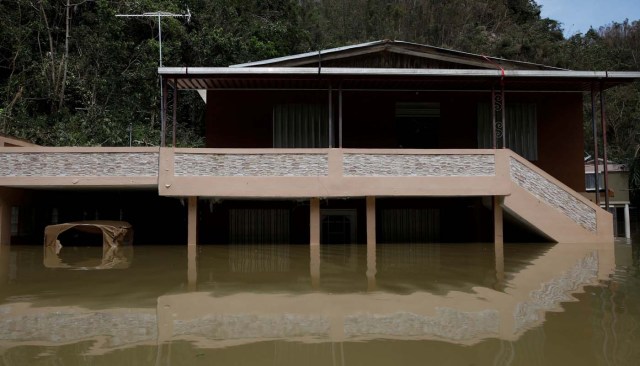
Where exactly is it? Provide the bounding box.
[158,148,511,198]
[0,147,158,188]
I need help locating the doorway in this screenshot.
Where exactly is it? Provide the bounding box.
[396,102,440,148]
[321,209,357,244]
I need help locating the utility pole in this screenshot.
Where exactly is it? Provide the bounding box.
[116,9,191,146]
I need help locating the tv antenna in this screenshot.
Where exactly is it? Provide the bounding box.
[116,8,191,146]
[116,8,191,67]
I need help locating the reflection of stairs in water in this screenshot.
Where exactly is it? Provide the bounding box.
[502,152,612,243]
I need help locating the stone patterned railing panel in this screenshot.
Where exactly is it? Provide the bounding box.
[175,153,328,177]
[513,252,598,333]
[344,308,499,341]
[343,154,495,177]
[0,152,158,177]
[509,158,596,232]
[0,308,157,346]
[173,314,330,338]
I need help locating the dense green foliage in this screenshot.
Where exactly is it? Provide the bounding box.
[0,1,639,190]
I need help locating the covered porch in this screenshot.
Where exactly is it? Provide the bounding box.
[155,66,634,246]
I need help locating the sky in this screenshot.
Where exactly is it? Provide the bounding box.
[536,0,640,37]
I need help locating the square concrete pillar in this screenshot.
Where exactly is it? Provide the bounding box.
[493,196,504,245]
[187,196,198,246]
[187,244,197,291]
[494,196,505,289]
[0,201,10,246]
[366,196,376,246]
[310,198,320,245]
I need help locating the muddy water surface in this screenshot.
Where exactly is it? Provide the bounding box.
[0,241,638,365]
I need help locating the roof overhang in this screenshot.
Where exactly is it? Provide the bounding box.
[159,67,640,92]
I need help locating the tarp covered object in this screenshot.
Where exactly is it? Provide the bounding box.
[44,220,133,248]
[43,243,133,269]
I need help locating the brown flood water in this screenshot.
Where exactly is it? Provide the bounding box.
[0,241,638,365]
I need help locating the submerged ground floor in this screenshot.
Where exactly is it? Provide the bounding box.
[0,147,614,246]
[0,188,594,246]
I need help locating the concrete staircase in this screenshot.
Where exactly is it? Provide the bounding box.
[502,152,613,243]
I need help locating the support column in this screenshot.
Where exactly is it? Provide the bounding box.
[591,86,601,205]
[310,244,320,288]
[338,84,343,148]
[493,196,503,245]
[310,198,320,245]
[187,196,198,246]
[172,78,178,147]
[625,203,631,239]
[366,196,376,291]
[161,77,168,147]
[366,196,376,245]
[187,244,197,291]
[0,196,11,246]
[0,240,9,285]
[494,195,504,290]
[600,84,610,210]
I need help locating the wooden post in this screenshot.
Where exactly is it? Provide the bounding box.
[187,196,198,245]
[310,198,320,245]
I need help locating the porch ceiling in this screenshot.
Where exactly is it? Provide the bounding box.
[159,67,640,92]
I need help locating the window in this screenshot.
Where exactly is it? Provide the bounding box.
[396,102,440,148]
[478,103,538,160]
[273,104,328,148]
[321,209,357,244]
[229,208,290,244]
[378,208,440,243]
[585,173,604,191]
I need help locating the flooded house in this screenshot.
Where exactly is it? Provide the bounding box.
[1,40,639,246]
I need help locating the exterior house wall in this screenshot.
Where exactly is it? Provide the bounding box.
[608,172,630,202]
[205,90,585,191]
[205,90,328,148]
[534,92,585,192]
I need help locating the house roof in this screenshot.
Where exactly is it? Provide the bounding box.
[159,40,640,92]
[159,67,640,92]
[230,40,563,71]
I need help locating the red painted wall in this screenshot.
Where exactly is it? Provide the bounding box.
[205,90,585,190]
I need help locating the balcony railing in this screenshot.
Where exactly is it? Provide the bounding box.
[0,147,159,187]
[158,148,511,197]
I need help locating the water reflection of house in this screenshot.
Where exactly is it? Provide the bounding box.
[1,40,640,245]
[584,159,631,238]
[0,242,615,353]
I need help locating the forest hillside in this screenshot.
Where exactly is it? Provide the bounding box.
[0,0,639,188]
